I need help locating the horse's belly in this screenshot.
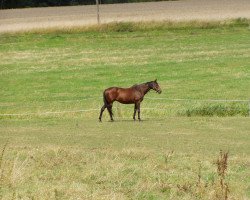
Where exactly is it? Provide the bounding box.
[116,96,134,104]
[117,99,135,104]
[115,88,141,104]
[116,95,136,104]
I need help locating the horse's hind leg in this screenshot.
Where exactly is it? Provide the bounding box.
[107,104,114,121]
[99,105,106,122]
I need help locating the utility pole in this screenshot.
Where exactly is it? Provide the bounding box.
[96,0,100,25]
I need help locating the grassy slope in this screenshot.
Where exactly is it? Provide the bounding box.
[0,23,250,199]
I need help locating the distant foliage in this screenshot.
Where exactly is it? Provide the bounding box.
[1,0,94,9]
[1,0,171,9]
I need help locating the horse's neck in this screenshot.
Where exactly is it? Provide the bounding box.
[137,83,150,96]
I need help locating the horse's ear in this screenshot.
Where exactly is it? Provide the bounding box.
[154,79,157,82]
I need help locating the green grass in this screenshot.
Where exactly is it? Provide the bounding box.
[0,20,249,118]
[0,21,250,199]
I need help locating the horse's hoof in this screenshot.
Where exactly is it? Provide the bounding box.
[99,118,102,122]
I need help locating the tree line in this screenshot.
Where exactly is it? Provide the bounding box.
[1,0,166,9]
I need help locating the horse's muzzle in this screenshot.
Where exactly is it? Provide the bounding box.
[157,90,162,94]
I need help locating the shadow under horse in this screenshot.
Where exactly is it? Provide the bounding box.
[99,79,162,122]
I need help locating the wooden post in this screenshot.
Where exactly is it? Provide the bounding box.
[96,0,100,25]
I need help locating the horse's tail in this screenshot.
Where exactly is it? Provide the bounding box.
[103,90,113,116]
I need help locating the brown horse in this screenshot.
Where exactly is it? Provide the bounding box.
[99,79,162,122]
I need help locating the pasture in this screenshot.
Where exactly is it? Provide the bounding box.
[0,21,250,199]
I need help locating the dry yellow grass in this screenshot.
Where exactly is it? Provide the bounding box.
[0,118,250,199]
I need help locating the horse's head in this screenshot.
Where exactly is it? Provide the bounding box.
[148,79,162,94]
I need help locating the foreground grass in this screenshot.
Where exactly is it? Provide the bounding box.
[0,117,250,199]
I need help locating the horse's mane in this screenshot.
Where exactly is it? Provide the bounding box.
[131,84,138,88]
[131,82,149,88]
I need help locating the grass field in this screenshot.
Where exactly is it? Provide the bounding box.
[0,21,250,199]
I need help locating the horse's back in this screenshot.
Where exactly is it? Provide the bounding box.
[105,86,133,92]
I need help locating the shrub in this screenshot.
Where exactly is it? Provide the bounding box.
[179,103,248,117]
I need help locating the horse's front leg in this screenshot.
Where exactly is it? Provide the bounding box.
[133,104,137,121]
[99,105,106,122]
[137,102,141,121]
